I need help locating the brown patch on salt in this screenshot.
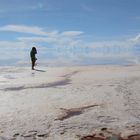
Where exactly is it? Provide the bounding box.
[127,135,140,140]
[81,135,105,140]
[56,104,99,121]
[80,134,140,140]
[117,134,140,140]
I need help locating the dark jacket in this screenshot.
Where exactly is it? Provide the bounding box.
[30,48,37,61]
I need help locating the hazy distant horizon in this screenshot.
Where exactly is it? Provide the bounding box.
[0,55,138,67]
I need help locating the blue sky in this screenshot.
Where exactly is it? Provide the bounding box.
[0,0,140,66]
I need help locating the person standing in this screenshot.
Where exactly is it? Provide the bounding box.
[30,47,37,70]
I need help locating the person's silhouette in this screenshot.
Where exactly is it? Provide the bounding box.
[30,47,37,70]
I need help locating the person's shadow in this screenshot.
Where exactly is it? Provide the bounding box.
[34,69,46,72]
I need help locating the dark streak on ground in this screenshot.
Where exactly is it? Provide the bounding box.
[3,70,79,91]
[55,104,99,121]
[4,78,71,91]
[61,71,79,78]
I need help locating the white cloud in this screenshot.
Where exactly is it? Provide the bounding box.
[0,41,28,60]
[61,31,84,36]
[4,25,137,53]
[0,25,84,39]
[16,33,135,54]
[87,40,133,48]
[0,41,27,48]
[130,33,140,43]
[17,35,83,49]
[0,24,140,65]
[0,25,48,36]
[17,36,58,43]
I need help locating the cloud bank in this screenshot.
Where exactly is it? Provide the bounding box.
[0,24,140,66]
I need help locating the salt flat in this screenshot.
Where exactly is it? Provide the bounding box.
[0,65,140,140]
